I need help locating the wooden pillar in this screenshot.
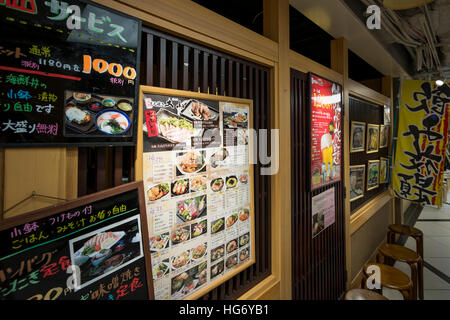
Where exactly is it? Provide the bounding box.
[381,76,397,225]
[263,0,292,300]
[330,38,351,289]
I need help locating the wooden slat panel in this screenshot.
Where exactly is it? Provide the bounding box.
[202,51,208,93]
[159,38,167,87]
[193,49,199,91]
[290,69,346,300]
[95,147,106,192]
[74,27,272,301]
[77,147,88,197]
[171,42,178,89]
[220,57,225,96]
[182,45,189,90]
[211,54,217,95]
[146,33,154,86]
[114,146,123,187]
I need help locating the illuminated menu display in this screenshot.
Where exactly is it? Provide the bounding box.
[0,0,141,146]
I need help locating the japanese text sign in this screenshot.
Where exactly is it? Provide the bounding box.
[309,73,342,190]
[0,182,154,300]
[0,0,141,146]
[392,80,450,207]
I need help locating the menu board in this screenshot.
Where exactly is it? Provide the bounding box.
[0,182,154,300]
[309,73,343,190]
[139,87,255,300]
[0,0,141,146]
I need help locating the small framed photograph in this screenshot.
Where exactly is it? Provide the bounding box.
[380,157,389,184]
[379,125,389,148]
[367,160,380,190]
[350,121,366,153]
[349,165,365,202]
[366,124,379,154]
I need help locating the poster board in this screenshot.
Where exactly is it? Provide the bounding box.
[0,182,154,300]
[136,86,255,300]
[311,187,336,238]
[308,73,343,191]
[0,0,141,147]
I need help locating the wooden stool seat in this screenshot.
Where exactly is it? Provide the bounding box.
[388,224,423,238]
[344,288,389,300]
[377,243,423,300]
[378,243,421,263]
[363,263,412,292]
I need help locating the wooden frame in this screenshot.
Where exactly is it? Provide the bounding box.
[0,181,155,300]
[349,165,365,202]
[367,160,380,191]
[379,124,388,148]
[350,121,366,153]
[380,157,389,184]
[366,124,380,154]
[136,85,256,300]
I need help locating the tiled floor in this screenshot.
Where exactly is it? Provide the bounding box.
[383,196,450,300]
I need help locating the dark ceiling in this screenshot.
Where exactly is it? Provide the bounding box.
[192,0,384,81]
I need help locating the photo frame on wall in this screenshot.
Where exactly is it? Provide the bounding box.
[379,124,389,148]
[349,165,365,202]
[380,157,389,184]
[350,121,366,153]
[366,124,380,154]
[367,160,380,190]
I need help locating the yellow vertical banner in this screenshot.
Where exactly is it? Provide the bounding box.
[392,80,450,207]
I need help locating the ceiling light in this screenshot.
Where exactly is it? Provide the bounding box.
[435,79,444,86]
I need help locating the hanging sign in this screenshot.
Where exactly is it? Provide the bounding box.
[0,182,154,300]
[392,80,450,207]
[138,86,255,300]
[309,73,343,190]
[0,0,141,147]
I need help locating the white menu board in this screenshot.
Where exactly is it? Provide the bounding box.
[137,87,255,300]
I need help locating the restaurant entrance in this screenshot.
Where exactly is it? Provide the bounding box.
[290,68,346,299]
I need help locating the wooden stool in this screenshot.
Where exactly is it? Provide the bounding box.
[362,263,413,300]
[387,224,423,260]
[344,288,389,300]
[377,243,423,300]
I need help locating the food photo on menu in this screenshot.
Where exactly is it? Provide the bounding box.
[64,91,133,137]
[209,147,229,168]
[176,195,207,223]
[147,182,170,202]
[150,231,170,253]
[152,258,170,280]
[171,261,208,298]
[70,217,143,289]
[191,219,208,238]
[211,245,225,263]
[176,150,207,176]
[142,94,221,152]
[211,260,225,279]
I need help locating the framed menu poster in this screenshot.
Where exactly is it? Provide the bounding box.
[136,86,255,300]
[0,182,154,300]
[308,73,343,191]
[0,0,141,147]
